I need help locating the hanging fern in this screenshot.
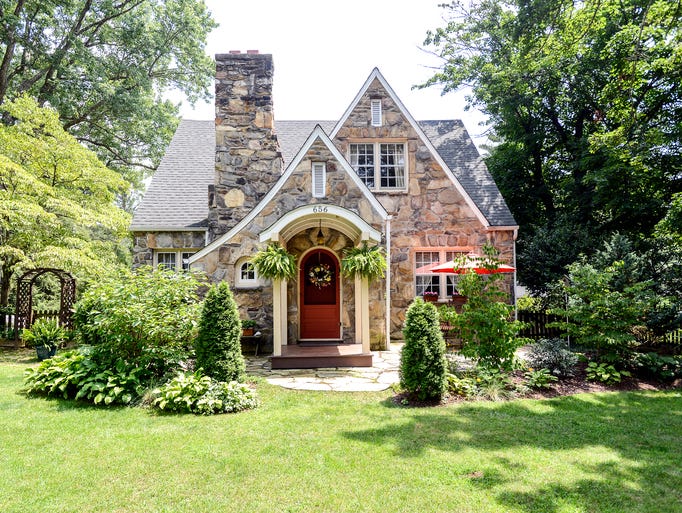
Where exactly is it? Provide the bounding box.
[251,242,297,280]
[341,242,387,282]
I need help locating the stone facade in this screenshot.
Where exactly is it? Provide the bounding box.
[332,78,515,338]
[132,231,206,267]
[209,52,282,240]
[133,53,517,352]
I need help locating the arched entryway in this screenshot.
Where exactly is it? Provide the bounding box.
[299,248,340,340]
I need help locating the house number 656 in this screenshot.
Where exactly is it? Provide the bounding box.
[312,206,328,213]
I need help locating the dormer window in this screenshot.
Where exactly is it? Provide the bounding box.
[312,162,326,198]
[349,142,406,191]
[371,99,382,126]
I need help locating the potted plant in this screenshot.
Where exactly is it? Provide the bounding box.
[423,291,439,302]
[341,242,387,282]
[22,318,67,361]
[251,242,297,280]
[241,319,257,337]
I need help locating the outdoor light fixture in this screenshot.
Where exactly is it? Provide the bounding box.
[316,219,325,246]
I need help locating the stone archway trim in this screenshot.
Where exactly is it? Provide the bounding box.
[259,205,382,244]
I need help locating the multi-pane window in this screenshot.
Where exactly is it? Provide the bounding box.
[156,252,177,271]
[235,259,259,288]
[349,143,375,187]
[349,142,406,190]
[415,251,440,297]
[414,249,468,300]
[155,250,195,272]
[379,143,405,188]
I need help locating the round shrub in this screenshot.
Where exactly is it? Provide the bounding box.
[194,282,245,383]
[525,338,579,378]
[400,297,447,401]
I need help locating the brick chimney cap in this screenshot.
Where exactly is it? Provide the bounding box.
[246,50,259,54]
[228,50,241,54]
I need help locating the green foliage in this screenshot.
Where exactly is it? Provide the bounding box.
[24,348,145,405]
[194,282,245,383]
[21,319,67,350]
[251,243,297,280]
[341,242,387,282]
[151,371,258,415]
[0,96,131,305]
[585,362,631,385]
[0,0,217,206]
[446,373,478,398]
[525,338,579,378]
[423,0,682,292]
[552,256,654,356]
[449,251,526,370]
[523,368,558,390]
[400,298,447,401]
[632,353,682,382]
[73,266,201,359]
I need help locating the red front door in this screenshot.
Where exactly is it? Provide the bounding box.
[300,249,340,340]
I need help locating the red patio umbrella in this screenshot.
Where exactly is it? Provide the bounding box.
[430,255,515,275]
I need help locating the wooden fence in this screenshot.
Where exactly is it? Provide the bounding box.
[517,311,563,340]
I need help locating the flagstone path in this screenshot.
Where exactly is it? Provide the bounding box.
[245,344,404,392]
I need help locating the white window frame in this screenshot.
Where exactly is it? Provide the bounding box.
[413,248,469,301]
[349,141,407,191]
[154,250,195,271]
[312,162,326,198]
[235,258,260,289]
[371,99,382,127]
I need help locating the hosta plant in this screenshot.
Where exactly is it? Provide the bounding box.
[586,361,631,385]
[152,371,258,415]
[523,367,558,389]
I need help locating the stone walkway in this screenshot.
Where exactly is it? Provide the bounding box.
[245,343,403,392]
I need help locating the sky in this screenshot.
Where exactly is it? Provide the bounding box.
[176,0,489,145]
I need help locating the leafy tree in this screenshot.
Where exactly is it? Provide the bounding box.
[0,95,130,306]
[422,0,682,291]
[447,252,526,370]
[400,297,447,401]
[73,266,201,357]
[194,282,245,383]
[0,0,217,205]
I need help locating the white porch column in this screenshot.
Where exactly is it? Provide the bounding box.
[355,275,370,353]
[272,278,288,356]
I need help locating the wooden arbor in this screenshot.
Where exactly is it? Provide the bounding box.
[14,268,76,340]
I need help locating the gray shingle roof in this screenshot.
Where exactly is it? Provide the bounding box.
[130,119,214,230]
[419,120,517,227]
[130,118,516,230]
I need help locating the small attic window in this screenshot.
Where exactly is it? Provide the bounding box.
[312,162,326,198]
[371,99,382,126]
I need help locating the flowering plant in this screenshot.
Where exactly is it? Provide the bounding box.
[308,263,333,288]
[423,291,439,299]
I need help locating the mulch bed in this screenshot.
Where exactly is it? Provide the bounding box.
[395,361,682,407]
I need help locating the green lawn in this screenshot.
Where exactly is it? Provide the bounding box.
[1,349,681,513]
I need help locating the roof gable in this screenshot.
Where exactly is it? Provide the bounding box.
[331,68,495,229]
[189,125,388,263]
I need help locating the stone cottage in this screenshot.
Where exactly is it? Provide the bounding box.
[130,51,518,367]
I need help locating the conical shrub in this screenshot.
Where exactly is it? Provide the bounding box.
[195,282,245,382]
[400,297,447,401]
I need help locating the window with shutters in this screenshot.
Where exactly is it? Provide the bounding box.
[312,162,326,198]
[371,99,382,126]
[349,142,406,191]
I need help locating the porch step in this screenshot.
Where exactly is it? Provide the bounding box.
[271,344,373,369]
[297,339,343,347]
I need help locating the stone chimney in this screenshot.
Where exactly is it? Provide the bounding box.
[208,51,282,240]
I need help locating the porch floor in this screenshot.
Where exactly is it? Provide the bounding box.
[271,343,373,369]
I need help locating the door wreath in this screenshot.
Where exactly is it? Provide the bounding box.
[308,263,333,288]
